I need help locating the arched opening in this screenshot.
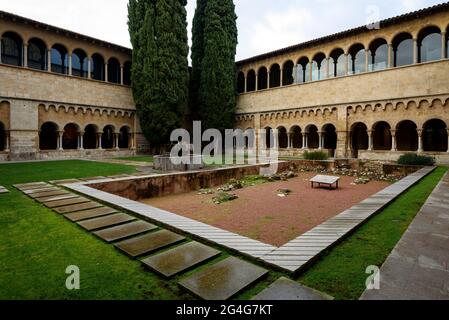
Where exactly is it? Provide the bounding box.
[369,38,388,71]
[373,121,392,150]
[119,126,130,149]
[323,124,337,150]
[351,122,368,157]
[92,53,105,81]
[423,119,448,152]
[108,57,120,84]
[446,25,449,59]
[349,43,365,74]
[72,49,88,78]
[330,48,345,77]
[62,123,79,150]
[123,61,132,85]
[264,127,274,149]
[312,53,326,81]
[269,64,281,88]
[396,120,418,151]
[51,44,68,74]
[257,67,268,90]
[28,38,47,70]
[1,32,23,66]
[84,124,98,150]
[393,33,413,67]
[418,26,442,63]
[246,69,256,92]
[297,57,310,83]
[306,125,319,149]
[277,126,288,149]
[244,128,255,149]
[39,122,58,150]
[290,126,302,148]
[0,122,5,151]
[237,72,245,93]
[282,60,294,86]
[102,125,115,149]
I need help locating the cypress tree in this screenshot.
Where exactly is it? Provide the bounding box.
[128,0,189,149]
[196,0,238,132]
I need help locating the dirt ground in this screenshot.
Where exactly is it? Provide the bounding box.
[140,173,389,246]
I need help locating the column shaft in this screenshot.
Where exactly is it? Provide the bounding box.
[442,32,447,59]
[388,43,393,68]
[47,50,52,72]
[413,38,418,64]
[365,49,369,72]
[120,66,124,85]
[68,53,72,76]
[391,130,397,152]
[105,63,108,82]
[417,130,423,153]
[87,59,92,79]
[23,44,28,67]
[368,130,373,151]
[344,53,349,75]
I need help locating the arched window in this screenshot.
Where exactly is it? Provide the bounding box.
[28,38,47,70]
[102,125,115,149]
[246,69,256,92]
[297,57,310,83]
[369,38,388,71]
[0,121,5,151]
[418,26,442,63]
[71,49,88,78]
[51,44,68,74]
[62,123,79,150]
[123,61,132,85]
[290,126,302,148]
[237,71,245,93]
[423,119,448,152]
[351,122,368,157]
[84,124,98,149]
[282,60,294,86]
[396,120,418,151]
[349,44,365,75]
[323,124,337,150]
[312,53,326,81]
[257,67,268,90]
[373,121,392,150]
[269,64,281,88]
[1,32,23,66]
[39,122,58,150]
[330,49,345,77]
[92,53,105,81]
[119,126,130,149]
[277,126,288,148]
[108,57,120,84]
[393,33,413,67]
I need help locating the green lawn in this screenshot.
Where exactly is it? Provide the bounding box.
[114,156,154,163]
[296,166,448,300]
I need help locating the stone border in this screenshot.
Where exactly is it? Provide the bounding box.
[63,166,436,273]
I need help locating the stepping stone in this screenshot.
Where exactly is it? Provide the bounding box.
[64,207,118,222]
[94,220,158,243]
[50,179,81,185]
[14,182,48,189]
[77,213,136,231]
[35,194,79,203]
[252,277,334,300]
[179,257,268,300]
[141,242,221,278]
[24,187,59,194]
[54,201,103,214]
[29,190,69,199]
[115,230,185,258]
[0,186,9,194]
[79,176,106,182]
[44,197,90,208]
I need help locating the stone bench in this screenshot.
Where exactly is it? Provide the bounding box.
[310,175,340,190]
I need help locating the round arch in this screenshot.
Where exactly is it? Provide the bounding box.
[330,48,345,77]
[392,32,413,67]
[290,125,303,149]
[246,69,256,92]
[351,122,368,157]
[39,122,59,150]
[369,38,388,71]
[0,121,5,151]
[322,123,337,150]
[102,125,115,149]
[1,31,23,66]
[118,126,131,149]
[348,43,366,74]
[372,121,392,150]
[417,26,442,63]
[297,56,310,83]
[28,37,47,70]
[237,71,245,93]
[282,60,294,86]
[312,52,326,81]
[51,43,68,74]
[107,57,120,84]
[396,120,418,151]
[277,126,288,149]
[62,123,80,150]
[92,53,105,81]
[72,48,88,78]
[269,63,281,88]
[84,124,98,149]
[257,66,268,90]
[306,124,319,149]
[423,119,448,152]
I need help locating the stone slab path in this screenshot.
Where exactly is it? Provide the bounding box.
[94,220,158,243]
[77,213,136,231]
[179,257,268,300]
[44,197,90,208]
[141,242,221,278]
[252,277,333,300]
[54,201,103,214]
[361,171,449,300]
[0,186,9,194]
[64,207,118,222]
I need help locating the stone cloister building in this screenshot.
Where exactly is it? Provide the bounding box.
[235,3,449,163]
[0,10,147,161]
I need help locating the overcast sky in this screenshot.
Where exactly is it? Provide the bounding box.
[0,0,445,61]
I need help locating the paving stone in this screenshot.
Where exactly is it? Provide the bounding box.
[115,230,185,258]
[179,257,268,300]
[79,176,106,182]
[64,207,118,222]
[44,197,90,208]
[50,179,81,185]
[141,242,221,278]
[24,187,59,194]
[94,220,158,243]
[14,182,48,190]
[35,194,79,203]
[54,201,103,214]
[29,190,69,199]
[252,277,333,300]
[77,213,136,231]
[0,187,9,194]
[107,174,132,179]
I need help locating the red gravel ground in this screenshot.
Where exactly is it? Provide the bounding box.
[140,173,389,247]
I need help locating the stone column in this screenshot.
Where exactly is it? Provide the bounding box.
[413,38,418,64]
[365,49,369,72]
[129,133,135,149]
[292,65,298,84]
[344,53,349,75]
[447,129,449,153]
[309,61,313,81]
[388,43,393,68]
[120,65,124,85]
[23,43,28,68]
[318,131,324,150]
[280,69,283,86]
[104,63,108,82]
[390,130,397,152]
[244,75,247,92]
[68,53,72,76]
[97,133,103,150]
[78,132,84,150]
[417,129,423,153]
[58,131,64,151]
[255,74,259,90]
[87,58,92,79]
[442,32,447,59]
[267,71,270,88]
[47,49,52,72]
[0,36,2,64]
[367,130,373,151]
[287,133,291,149]
[115,133,119,150]
[302,133,308,149]
[4,130,10,152]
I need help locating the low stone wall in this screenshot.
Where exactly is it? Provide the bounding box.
[359,150,449,164]
[382,164,425,176]
[36,149,136,161]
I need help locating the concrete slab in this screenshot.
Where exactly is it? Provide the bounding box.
[115,230,185,258]
[14,182,48,190]
[54,201,103,214]
[64,207,118,222]
[50,179,81,185]
[252,277,333,300]
[35,194,79,203]
[141,242,221,278]
[44,197,90,208]
[94,220,158,243]
[29,190,69,199]
[179,257,268,300]
[77,213,136,231]
[24,187,59,194]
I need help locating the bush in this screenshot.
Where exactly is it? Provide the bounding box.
[397,153,436,166]
[303,151,329,161]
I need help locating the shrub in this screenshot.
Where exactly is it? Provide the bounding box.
[397,153,436,166]
[303,151,329,161]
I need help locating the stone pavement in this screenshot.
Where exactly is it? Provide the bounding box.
[361,171,449,300]
[0,186,9,194]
